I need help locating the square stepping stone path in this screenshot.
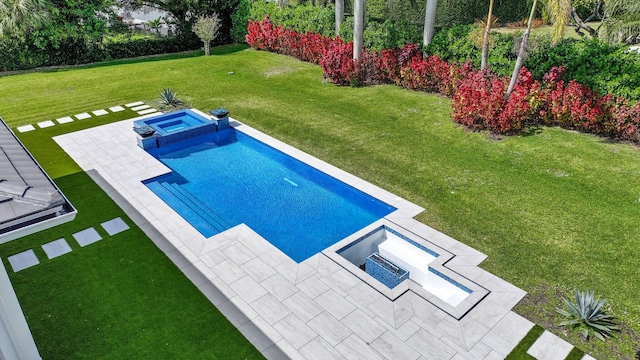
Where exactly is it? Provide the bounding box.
[73,227,102,247]
[109,106,125,112]
[42,238,72,259]
[138,108,158,115]
[8,249,40,272]
[125,101,144,107]
[37,120,55,128]
[75,112,91,120]
[17,125,35,133]
[56,116,74,124]
[131,105,150,111]
[92,109,109,116]
[101,217,129,236]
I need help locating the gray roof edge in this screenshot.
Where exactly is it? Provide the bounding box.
[0,116,77,238]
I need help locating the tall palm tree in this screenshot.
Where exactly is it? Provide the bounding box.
[0,0,48,35]
[423,0,438,46]
[481,0,495,70]
[506,0,571,98]
[335,0,344,36]
[353,0,365,60]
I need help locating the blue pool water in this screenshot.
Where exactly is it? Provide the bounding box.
[143,129,396,262]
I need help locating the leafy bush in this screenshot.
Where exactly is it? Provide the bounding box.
[435,0,530,26]
[248,2,335,37]
[425,24,519,77]
[231,0,252,43]
[525,38,640,101]
[556,289,619,341]
[0,34,201,71]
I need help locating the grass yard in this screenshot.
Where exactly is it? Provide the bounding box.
[1,45,639,358]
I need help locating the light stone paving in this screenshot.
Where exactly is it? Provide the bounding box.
[138,108,158,115]
[125,101,144,107]
[42,238,72,259]
[8,249,39,272]
[57,116,74,124]
[17,125,35,133]
[109,106,125,112]
[54,112,555,360]
[75,112,91,120]
[527,331,573,360]
[101,217,130,236]
[131,105,151,111]
[92,109,109,116]
[72,227,102,247]
[37,120,55,128]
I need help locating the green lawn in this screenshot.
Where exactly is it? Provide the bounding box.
[1,45,639,359]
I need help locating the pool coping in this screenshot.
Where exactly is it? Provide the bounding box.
[53,111,534,359]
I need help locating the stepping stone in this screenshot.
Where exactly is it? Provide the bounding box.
[73,227,102,247]
[92,109,108,116]
[131,105,151,111]
[138,108,158,115]
[56,116,74,124]
[8,250,40,272]
[109,106,125,112]
[527,330,573,360]
[125,101,144,107]
[17,125,35,132]
[37,120,55,128]
[75,112,91,120]
[42,238,72,259]
[101,217,129,236]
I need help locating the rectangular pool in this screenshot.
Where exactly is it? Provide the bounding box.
[143,129,396,262]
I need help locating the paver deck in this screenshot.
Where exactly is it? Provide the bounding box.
[54,113,534,359]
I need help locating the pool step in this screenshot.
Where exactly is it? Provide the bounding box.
[146,182,228,237]
[165,183,231,231]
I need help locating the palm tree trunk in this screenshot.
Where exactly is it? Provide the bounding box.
[506,0,537,99]
[353,0,365,60]
[423,0,438,46]
[481,0,494,70]
[335,0,344,36]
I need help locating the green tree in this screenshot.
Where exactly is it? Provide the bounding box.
[601,0,640,43]
[148,17,163,36]
[192,14,221,55]
[0,0,48,35]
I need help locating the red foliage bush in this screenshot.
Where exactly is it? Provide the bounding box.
[320,40,357,86]
[452,70,506,132]
[247,17,640,143]
[612,99,640,142]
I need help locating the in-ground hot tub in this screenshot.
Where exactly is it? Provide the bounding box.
[134,109,228,150]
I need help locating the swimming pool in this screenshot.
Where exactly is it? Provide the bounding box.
[143,128,396,262]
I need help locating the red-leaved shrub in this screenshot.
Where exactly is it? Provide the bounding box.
[247,18,640,143]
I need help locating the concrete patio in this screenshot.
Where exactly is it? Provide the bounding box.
[53,112,553,359]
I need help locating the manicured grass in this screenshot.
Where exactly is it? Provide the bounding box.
[0,109,263,359]
[1,46,639,358]
[494,22,602,39]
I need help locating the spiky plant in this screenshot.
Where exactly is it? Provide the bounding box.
[159,88,182,109]
[556,289,619,341]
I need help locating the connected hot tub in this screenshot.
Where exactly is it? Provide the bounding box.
[133,109,228,150]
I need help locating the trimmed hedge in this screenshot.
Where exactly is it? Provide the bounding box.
[0,33,202,72]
